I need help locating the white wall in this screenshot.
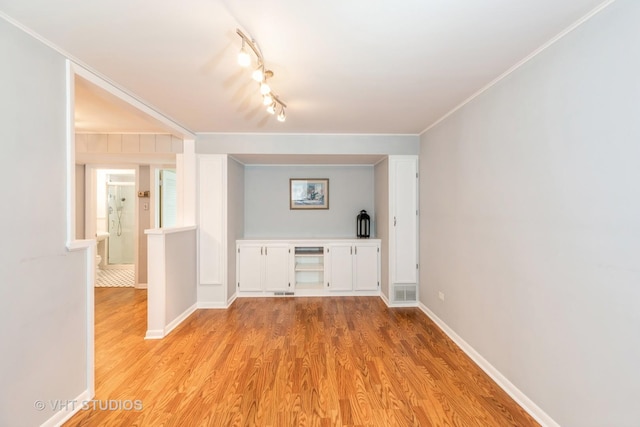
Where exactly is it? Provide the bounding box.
[244,165,374,238]
[145,227,197,338]
[374,158,390,299]
[419,1,640,426]
[164,229,197,325]
[0,18,88,427]
[196,133,419,155]
[227,157,244,303]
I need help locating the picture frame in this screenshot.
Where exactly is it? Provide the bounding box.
[290,178,329,209]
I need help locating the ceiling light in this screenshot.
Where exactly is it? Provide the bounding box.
[236,28,288,122]
[252,67,264,82]
[237,41,251,67]
[266,102,276,114]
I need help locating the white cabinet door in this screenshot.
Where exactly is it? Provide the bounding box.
[390,156,418,284]
[264,245,291,291]
[237,244,263,291]
[354,243,379,291]
[326,244,353,291]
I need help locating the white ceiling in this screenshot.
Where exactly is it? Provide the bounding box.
[1,0,609,135]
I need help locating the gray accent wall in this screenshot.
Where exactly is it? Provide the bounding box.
[0,18,88,427]
[419,1,640,426]
[244,165,374,239]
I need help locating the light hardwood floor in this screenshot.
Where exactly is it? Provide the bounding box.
[65,288,539,426]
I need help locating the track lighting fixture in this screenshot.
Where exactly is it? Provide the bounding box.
[236,28,287,122]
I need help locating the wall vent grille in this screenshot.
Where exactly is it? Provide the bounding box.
[394,284,417,302]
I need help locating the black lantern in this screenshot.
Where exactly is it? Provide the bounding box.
[356,210,370,238]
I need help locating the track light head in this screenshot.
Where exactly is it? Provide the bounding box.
[277,107,286,122]
[266,102,276,115]
[237,41,251,67]
[252,67,274,82]
[263,94,273,106]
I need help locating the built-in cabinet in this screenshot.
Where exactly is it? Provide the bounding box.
[236,239,380,295]
[388,155,419,304]
[326,242,380,292]
[236,243,291,292]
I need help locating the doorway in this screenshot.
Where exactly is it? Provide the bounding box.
[86,166,138,288]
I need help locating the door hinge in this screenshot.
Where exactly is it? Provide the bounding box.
[416,264,419,269]
[327,282,330,287]
[237,282,240,287]
[238,248,240,253]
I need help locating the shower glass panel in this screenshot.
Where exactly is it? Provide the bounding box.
[107,177,135,265]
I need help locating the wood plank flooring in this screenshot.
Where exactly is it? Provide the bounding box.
[65,289,539,426]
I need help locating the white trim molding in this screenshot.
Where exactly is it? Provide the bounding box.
[418,303,560,427]
[40,390,92,427]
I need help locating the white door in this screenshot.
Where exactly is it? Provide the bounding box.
[327,244,353,291]
[391,157,418,284]
[237,245,263,291]
[264,245,291,291]
[354,243,379,291]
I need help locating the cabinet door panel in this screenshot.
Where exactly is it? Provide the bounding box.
[327,244,353,291]
[236,246,263,291]
[237,245,263,291]
[392,158,418,283]
[264,246,290,291]
[354,244,379,291]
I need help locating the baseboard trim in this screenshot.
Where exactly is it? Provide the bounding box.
[164,303,197,336]
[226,292,237,307]
[135,283,148,289]
[40,389,91,427]
[144,329,164,340]
[418,302,560,427]
[197,301,231,309]
[379,292,390,306]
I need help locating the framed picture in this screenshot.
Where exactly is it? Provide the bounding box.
[290,178,329,209]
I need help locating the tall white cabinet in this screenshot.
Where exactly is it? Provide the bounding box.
[389,155,419,304]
